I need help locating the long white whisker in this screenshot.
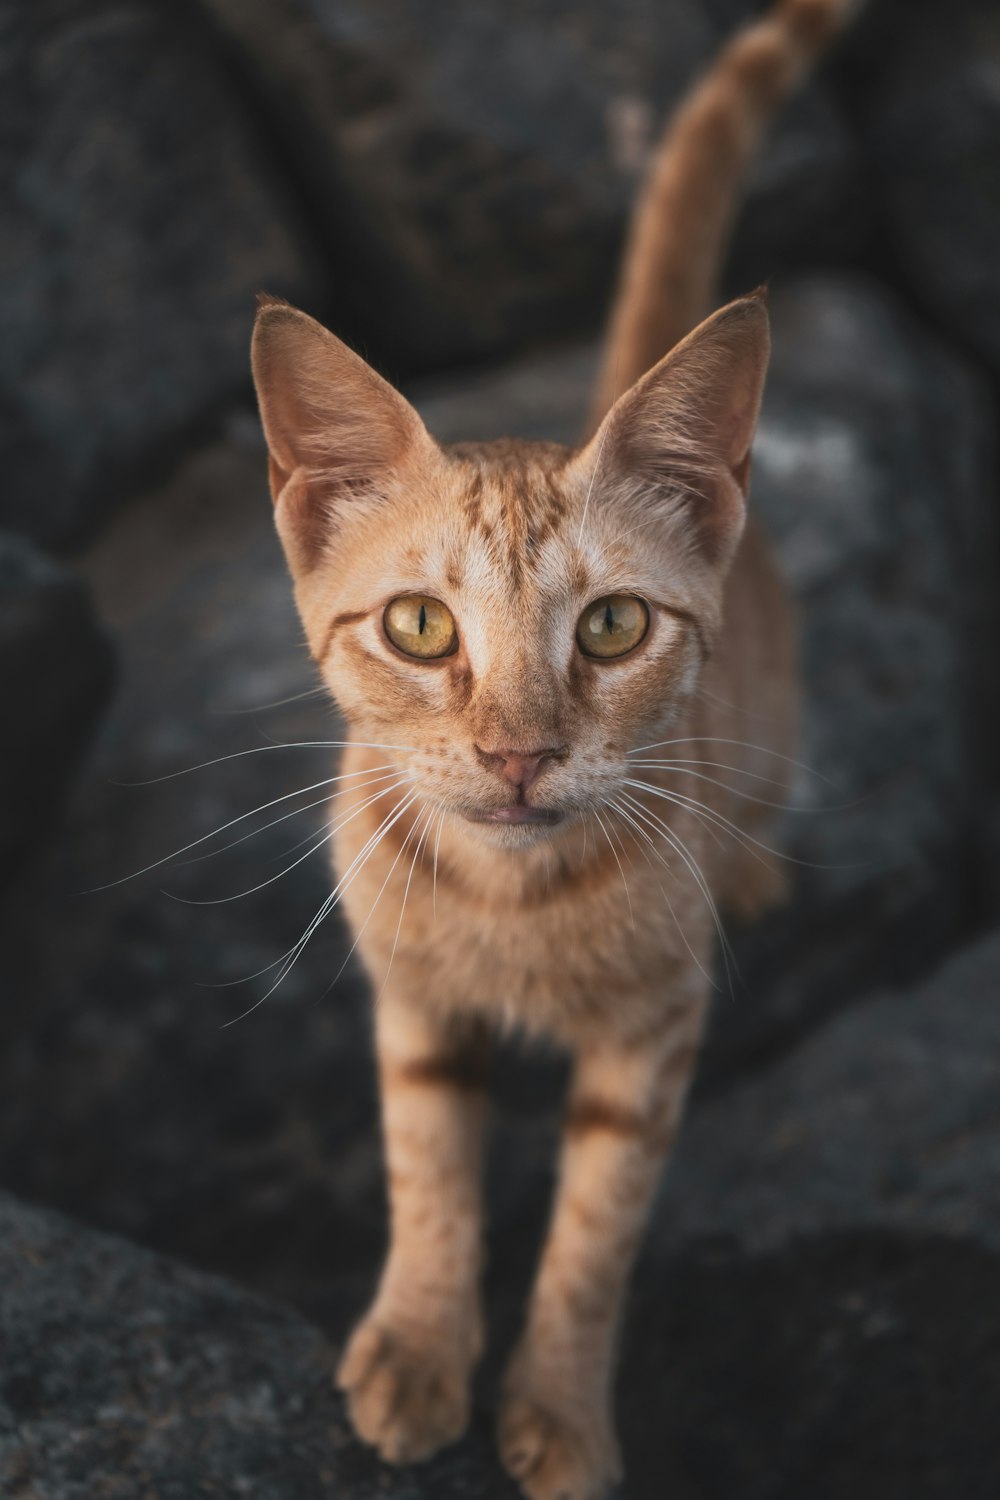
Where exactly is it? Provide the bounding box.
[219,790,420,1025]
[113,740,416,787]
[629,758,797,796]
[624,778,842,871]
[175,766,403,867]
[225,685,327,714]
[627,736,830,784]
[607,798,717,992]
[377,807,434,1003]
[592,809,635,931]
[85,764,401,893]
[168,776,412,906]
[323,798,430,1001]
[619,789,737,994]
[210,787,417,992]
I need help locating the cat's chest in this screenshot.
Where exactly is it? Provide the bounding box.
[334,819,709,1040]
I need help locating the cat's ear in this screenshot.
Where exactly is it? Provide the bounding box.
[251,296,433,569]
[579,290,770,567]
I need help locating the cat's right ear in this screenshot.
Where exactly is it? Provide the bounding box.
[251,296,433,570]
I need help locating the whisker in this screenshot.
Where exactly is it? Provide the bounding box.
[224,685,328,714]
[606,797,718,992]
[112,740,416,787]
[377,807,435,1003]
[624,778,848,871]
[618,789,738,994]
[175,765,403,867]
[324,798,430,1003]
[166,776,412,906]
[628,757,796,794]
[627,736,831,784]
[592,809,635,931]
[208,788,419,991]
[219,790,420,1024]
[84,764,399,893]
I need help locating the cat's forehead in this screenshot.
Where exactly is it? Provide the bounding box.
[446,441,576,542]
[433,439,587,599]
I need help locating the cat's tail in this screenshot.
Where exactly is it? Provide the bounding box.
[588,0,858,429]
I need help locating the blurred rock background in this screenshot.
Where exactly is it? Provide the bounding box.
[1,0,999,1495]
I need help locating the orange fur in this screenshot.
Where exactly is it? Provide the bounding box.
[249,3,855,1497]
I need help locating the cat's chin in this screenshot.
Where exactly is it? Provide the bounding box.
[462,806,564,827]
[458,808,565,849]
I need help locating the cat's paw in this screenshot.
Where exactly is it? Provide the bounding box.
[335,1314,470,1464]
[497,1385,622,1500]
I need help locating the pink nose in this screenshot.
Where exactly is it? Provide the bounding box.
[474,745,565,795]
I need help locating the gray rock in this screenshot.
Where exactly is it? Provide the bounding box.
[0,1190,518,1499]
[862,1,1000,377]
[709,275,996,1080]
[0,531,114,876]
[0,0,321,552]
[0,1191,338,1497]
[659,930,1000,1254]
[200,0,865,369]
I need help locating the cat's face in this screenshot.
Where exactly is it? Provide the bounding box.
[252,295,768,846]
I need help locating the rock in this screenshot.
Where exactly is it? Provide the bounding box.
[200,0,865,370]
[0,1190,337,1497]
[707,274,996,1081]
[657,931,1000,1253]
[0,0,321,552]
[613,1229,1000,1499]
[852,0,1000,377]
[0,532,114,877]
[0,1189,518,1499]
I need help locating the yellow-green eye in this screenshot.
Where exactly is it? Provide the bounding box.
[576,595,649,659]
[384,595,458,659]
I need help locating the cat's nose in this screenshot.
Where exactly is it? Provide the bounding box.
[474,744,566,794]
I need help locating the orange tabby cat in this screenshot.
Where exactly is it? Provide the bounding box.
[250,2,855,1496]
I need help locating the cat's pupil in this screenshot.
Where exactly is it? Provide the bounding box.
[604,603,614,634]
[419,604,427,634]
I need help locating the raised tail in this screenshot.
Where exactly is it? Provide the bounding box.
[589,0,858,430]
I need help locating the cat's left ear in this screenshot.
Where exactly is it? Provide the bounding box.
[576,290,770,568]
[251,296,434,570]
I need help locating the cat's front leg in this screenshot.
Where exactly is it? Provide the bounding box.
[498,997,706,1500]
[336,991,490,1464]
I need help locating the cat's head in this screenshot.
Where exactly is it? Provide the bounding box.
[251,293,769,847]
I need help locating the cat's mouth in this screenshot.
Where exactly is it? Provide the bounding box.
[462,805,564,826]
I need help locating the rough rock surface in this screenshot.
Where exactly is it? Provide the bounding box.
[659,931,1000,1253]
[201,0,866,370]
[0,531,114,874]
[0,1190,517,1499]
[852,0,1000,377]
[0,0,321,552]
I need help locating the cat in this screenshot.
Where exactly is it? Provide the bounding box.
[250,2,855,1497]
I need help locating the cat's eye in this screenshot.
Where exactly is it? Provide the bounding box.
[576,594,649,659]
[384,595,458,659]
